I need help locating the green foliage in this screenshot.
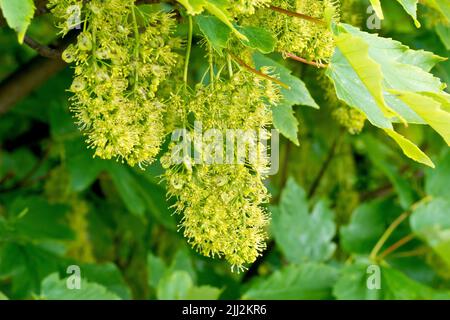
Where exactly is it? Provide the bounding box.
[157,271,222,300]
[340,199,403,254]
[0,0,450,301]
[40,274,121,300]
[243,264,338,299]
[327,23,449,166]
[333,262,450,299]
[253,52,318,144]
[0,0,35,43]
[271,178,336,263]
[411,199,450,266]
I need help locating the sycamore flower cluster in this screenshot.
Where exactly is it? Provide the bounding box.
[248,0,340,62]
[50,0,180,166]
[47,0,348,270]
[333,105,366,135]
[162,71,279,270]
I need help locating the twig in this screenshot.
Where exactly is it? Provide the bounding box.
[284,52,327,68]
[23,35,62,59]
[0,31,81,114]
[228,53,290,89]
[268,5,325,25]
[0,56,67,115]
[360,183,393,201]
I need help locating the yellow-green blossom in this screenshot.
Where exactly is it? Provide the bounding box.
[50,0,180,166]
[248,0,340,63]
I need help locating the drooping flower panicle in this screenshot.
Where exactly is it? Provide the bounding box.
[50,0,180,166]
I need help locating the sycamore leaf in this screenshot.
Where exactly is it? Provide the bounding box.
[328,24,449,167]
[0,0,35,43]
[253,53,318,145]
[147,253,167,289]
[381,266,450,299]
[157,271,193,300]
[195,15,230,53]
[384,129,434,168]
[333,263,450,300]
[339,25,446,113]
[177,0,247,41]
[340,24,445,73]
[410,198,450,267]
[177,0,206,14]
[271,177,336,263]
[436,24,450,50]
[423,92,450,113]
[327,32,395,128]
[335,24,446,125]
[157,271,221,300]
[106,163,146,216]
[396,0,420,27]
[332,263,381,300]
[40,273,121,300]
[425,149,450,199]
[390,90,450,146]
[243,264,338,300]
[236,25,276,54]
[370,0,420,26]
[272,102,300,145]
[203,1,247,41]
[426,0,450,23]
[195,13,275,53]
[185,286,222,300]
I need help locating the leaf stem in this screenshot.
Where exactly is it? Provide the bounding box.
[208,43,214,89]
[389,247,428,258]
[370,196,431,261]
[268,5,325,25]
[370,211,411,262]
[183,15,193,88]
[228,53,290,89]
[284,52,327,68]
[227,53,233,78]
[378,233,415,260]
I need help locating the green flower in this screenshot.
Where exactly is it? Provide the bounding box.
[51,0,180,166]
